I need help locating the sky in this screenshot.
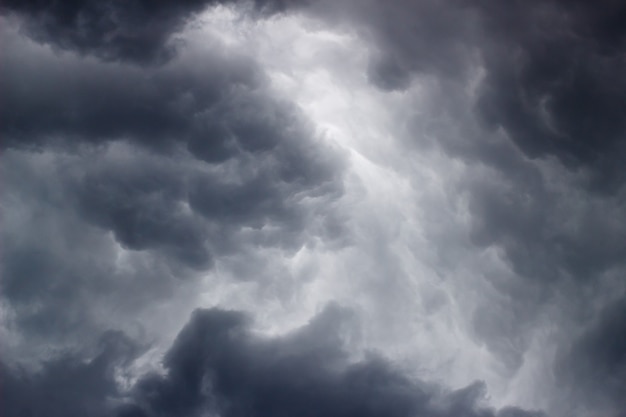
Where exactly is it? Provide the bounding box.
[1,1,625,416]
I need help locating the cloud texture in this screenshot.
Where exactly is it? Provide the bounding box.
[1,1,625,417]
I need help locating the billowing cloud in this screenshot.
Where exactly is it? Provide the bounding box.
[556,298,626,415]
[2,1,625,417]
[122,305,546,417]
[1,331,140,417]
[1,10,345,359]
[0,0,296,64]
[2,306,544,417]
[295,0,626,188]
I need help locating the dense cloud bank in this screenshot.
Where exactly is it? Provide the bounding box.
[1,306,544,417]
[1,1,625,417]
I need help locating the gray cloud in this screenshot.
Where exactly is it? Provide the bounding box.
[2,1,625,416]
[0,0,297,64]
[1,330,140,417]
[121,305,544,417]
[289,0,625,186]
[555,298,626,416]
[1,24,260,151]
[1,15,345,259]
[2,148,199,354]
[473,0,626,192]
[280,0,479,90]
[2,306,543,417]
[1,12,346,367]
[262,1,626,413]
[1,0,221,64]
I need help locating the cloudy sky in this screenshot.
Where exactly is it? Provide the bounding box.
[1,1,625,416]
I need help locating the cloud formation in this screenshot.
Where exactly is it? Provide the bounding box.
[0,0,291,64]
[2,306,545,417]
[1,1,625,417]
[1,10,345,358]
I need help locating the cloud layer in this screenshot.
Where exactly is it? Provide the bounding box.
[2,305,545,417]
[2,1,625,417]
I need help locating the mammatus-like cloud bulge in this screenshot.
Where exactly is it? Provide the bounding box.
[1,306,544,417]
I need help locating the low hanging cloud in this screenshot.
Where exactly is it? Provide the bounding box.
[2,306,545,417]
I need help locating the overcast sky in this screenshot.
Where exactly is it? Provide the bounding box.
[1,1,625,417]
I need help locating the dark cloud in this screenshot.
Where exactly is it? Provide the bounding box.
[3,1,625,416]
[1,331,140,417]
[293,0,626,188]
[0,0,309,64]
[271,0,478,90]
[1,149,193,349]
[1,12,345,369]
[1,27,261,151]
[73,152,212,269]
[556,297,626,415]
[419,2,626,409]
[273,2,626,410]
[473,0,626,191]
[0,0,219,64]
[0,16,345,267]
[355,0,478,91]
[464,166,626,283]
[119,306,542,417]
[0,306,544,417]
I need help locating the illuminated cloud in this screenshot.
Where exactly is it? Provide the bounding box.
[1,2,625,417]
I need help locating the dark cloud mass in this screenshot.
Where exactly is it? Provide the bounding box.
[121,306,544,417]
[0,0,300,64]
[1,17,345,261]
[1,306,544,417]
[298,0,626,187]
[2,1,626,417]
[1,1,345,365]
[1,331,140,417]
[474,0,626,191]
[0,0,219,64]
[557,298,626,413]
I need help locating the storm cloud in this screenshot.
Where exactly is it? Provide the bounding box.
[0,0,295,64]
[2,306,545,417]
[1,9,344,358]
[2,1,625,417]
